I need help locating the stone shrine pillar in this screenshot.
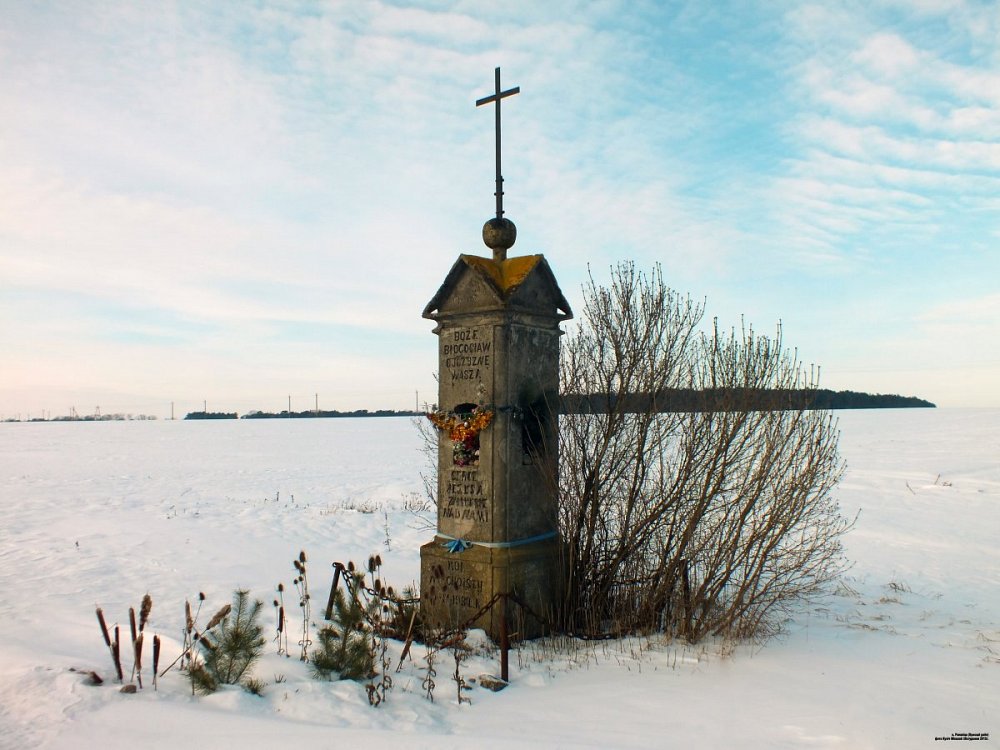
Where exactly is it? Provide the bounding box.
[419,232,572,639]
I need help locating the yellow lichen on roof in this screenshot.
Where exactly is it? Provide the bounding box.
[462,254,542,295]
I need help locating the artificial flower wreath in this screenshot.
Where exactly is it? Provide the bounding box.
[427,406,494,466]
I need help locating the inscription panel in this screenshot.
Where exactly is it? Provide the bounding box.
[441,326,492,385]
[441,558,485,611]
[442,467,490,524]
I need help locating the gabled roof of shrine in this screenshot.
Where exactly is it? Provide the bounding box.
[422,253,573,320]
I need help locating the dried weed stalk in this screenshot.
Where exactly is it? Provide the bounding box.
[293,551,312,661]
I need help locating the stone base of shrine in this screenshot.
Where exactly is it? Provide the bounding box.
[419,536,561,641]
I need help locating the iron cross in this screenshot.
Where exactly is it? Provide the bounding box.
[476,67,520,220]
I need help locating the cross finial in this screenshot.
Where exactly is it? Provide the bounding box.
[476,67,519,220]
[476,68,520,260]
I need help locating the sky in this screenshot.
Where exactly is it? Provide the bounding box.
[1,0,998,418]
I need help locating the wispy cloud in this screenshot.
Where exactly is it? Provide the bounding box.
[1,0,997,413]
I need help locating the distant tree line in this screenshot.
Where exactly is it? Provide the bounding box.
[559,388,934,414]
[182,409,423,420]
[3,413,159,423]
[181,389,931,422]
[242,409,422,419]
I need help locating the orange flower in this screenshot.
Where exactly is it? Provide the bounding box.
[426,408,494,442]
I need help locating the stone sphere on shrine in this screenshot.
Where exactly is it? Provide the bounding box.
[482,217,517,252]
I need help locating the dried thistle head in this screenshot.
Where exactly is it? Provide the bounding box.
[139,594,153,631]
[205,604,231,631]
[298,550,307,563]
[277,583,284,593]
[198,592,205,601]
[96,607,111,647]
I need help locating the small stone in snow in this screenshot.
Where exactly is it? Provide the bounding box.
[477,674,508,692]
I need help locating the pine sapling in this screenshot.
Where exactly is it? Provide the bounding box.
[199,590,265,688]
[310,567,374,682]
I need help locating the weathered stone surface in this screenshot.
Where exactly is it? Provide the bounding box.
[420,538,561,637]
[70,667,104,686]
[476,674,509,692]
[482,217,517,257]
[420,253,570,639]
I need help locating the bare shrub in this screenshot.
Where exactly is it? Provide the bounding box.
[408,411,440,530]
[554,262,849,642]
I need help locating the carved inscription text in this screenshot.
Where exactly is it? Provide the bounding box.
[443,327,491,384]
[443,558,484,611]
[442,468,489,523]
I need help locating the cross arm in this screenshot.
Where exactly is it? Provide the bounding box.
[476,86,520,107]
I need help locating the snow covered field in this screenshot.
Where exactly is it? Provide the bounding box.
[0,409,996,749]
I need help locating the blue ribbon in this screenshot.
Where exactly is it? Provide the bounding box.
[437,530,557,553]
[442,538,473,554]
